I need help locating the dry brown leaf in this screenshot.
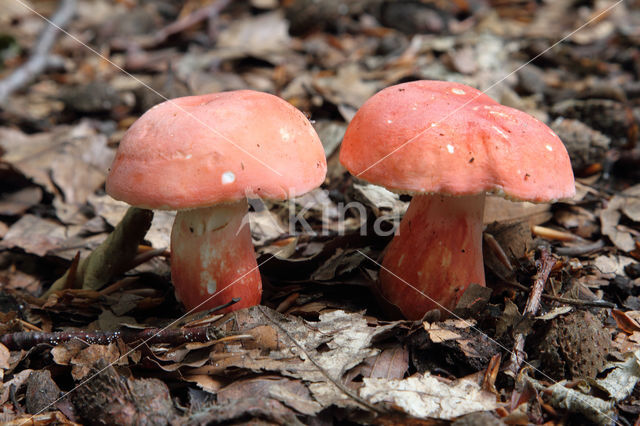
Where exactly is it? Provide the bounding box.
[183,374,226,393]
[484,196,551,225]
[594,254,635,276]
[0,122,114,222]
[600,184,640,251]
[217,376,322,416]
[612,309,640,334]
[51,340,85,365]
[345,345,409,385]
[360,373,498,420]
[313,63,380,111]
[70,343,122,380]
[0,369,32,405]
[0,343,10,370]
[311,248,368,281]
[89,193,174,249]
[216,10,291,62]
[0,186,41,216]
[0,214,68,256]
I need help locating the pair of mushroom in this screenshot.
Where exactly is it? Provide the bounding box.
[106,81,574,319]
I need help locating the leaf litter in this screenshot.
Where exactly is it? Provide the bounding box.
[1,0,640,424]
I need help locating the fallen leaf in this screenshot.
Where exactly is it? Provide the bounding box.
[0,122,114,222]
[360,373,497,420]
[89,193,174,249]
[216,11,291,62]
[183,374,225,393]
[592,349,640,401]
[600,184,640,251]
[0,186,42,216]
[0,369,33,405]
[612,309,640,334]
[351,183,408,217]
[0,214,68,256]
[594,254,635,276]
[217,376,322,416]
[529,377,615,425]
[311,248,368,281]
[345,345,409,384]
[484,196,551,225]
[0,343,9,369]
[70,343,122,380]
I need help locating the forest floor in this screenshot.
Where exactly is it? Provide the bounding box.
[1,0,640,425]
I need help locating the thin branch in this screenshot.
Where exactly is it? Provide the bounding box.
[505,247,555,378]
[1,298,240,350]
[503,279,615,309]
[111,0,231,50]
[554,239,606,257]
[0,0,77,104]
[1,325,214,350]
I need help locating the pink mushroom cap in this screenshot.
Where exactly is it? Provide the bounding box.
[340,80,575,202]
[107,90,327,208]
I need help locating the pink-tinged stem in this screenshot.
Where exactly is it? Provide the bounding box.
[379,193,486,319]
[170,199,261,313]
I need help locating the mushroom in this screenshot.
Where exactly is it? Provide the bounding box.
[106,90,327,313]
[340,80,575,319]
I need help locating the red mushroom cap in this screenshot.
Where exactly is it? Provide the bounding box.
[340,80,575,202]
[107,90,327,209]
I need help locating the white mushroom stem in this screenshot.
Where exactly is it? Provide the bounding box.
[379,193,486,319]
[170,199,261,312]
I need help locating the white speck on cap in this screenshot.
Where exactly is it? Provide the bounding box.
[489,110,509,118]
[492,125,509,140]
[280,127,290,141]
[430,122,438,127]
[546,145,553,151]
[447,144,455,154]
[387,119,393,124]
[452,88,466,95]
[221,171,236,184]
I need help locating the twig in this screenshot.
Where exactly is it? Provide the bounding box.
[111,0,231,50]
[1,298,239,350]
[258,305,385,414]
[503,280,615,309]
[554,239,606,256]
[0,0,76,104]
[505,247,555,378]
[1,325,212,350]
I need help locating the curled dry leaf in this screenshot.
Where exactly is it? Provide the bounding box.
[612,309,640,334]
[0,369,33,405]
[600,184,640,252]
